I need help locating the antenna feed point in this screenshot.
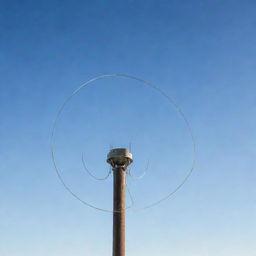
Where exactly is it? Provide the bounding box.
[107,148,133,169]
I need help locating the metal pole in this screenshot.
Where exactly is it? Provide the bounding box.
[107,148,132,256]
[112,166,126,256]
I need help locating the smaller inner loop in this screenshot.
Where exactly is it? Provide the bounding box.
[128,159,149,180]
[82,153,111,181]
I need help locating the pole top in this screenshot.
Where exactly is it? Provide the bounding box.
[107,148,133,169]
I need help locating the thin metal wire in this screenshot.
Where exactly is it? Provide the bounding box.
[128,159,149,180]
[51,73,196,213]
[126,181,134,209]
[82,153,111,181]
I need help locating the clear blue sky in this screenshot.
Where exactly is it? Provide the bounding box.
[1,0,256,255]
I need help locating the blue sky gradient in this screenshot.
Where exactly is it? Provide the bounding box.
[1,0,256,255]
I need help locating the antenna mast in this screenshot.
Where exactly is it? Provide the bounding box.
[107,148,133,256]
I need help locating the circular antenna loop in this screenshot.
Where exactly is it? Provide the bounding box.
[51,74,196,213]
